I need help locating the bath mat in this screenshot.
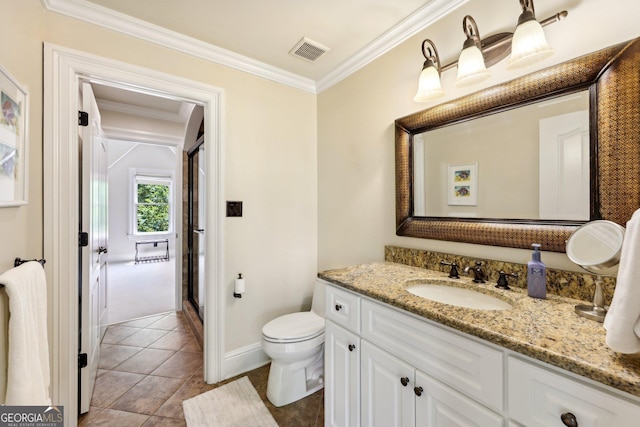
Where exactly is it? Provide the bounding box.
[182,376,278,426]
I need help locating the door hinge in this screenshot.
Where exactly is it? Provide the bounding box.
[78,353,88,369]
[79,232,89,247]
[78,111,89,127]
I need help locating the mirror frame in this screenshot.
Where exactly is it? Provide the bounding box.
[395,37,640,252]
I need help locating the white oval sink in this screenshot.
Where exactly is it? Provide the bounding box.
[406,284,512,310]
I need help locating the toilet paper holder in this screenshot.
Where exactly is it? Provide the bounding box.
[233,273,245,298]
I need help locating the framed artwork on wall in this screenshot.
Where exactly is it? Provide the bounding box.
[0,64,28,207]
[448,163,477,206]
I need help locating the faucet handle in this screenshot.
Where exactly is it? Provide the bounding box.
[440,260,460,279]
[496,271,518,290]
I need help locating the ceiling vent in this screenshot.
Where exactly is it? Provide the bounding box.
[289,37,330,62]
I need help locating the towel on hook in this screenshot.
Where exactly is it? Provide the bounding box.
[604,208,640,353]
[0,261,51,405]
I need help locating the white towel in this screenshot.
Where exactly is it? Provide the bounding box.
[0,262,51,405]
[604,208,640,353]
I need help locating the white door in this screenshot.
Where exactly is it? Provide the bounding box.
[325,321,361,427]
[361,341,415,427]
[79,82,109,413]
[539,110,590,220]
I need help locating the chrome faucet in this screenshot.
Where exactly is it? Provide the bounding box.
[464,261,486,283]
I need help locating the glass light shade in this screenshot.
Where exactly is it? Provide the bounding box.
[455,45,490,86]
[508,19,554,68]
[414,65,444,102]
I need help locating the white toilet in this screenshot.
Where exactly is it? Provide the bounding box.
[261,280,325,407]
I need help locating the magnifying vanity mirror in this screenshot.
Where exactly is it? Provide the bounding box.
[566,220,625,322]
[395,37,640,252]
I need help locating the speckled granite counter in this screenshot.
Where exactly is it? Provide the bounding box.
[319,261,640,399]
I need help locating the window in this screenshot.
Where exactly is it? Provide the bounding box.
[133,174,173,235]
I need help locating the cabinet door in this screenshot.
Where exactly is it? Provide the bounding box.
[326,321,361,427]
[415,370,504,427]
[361,341,415,427]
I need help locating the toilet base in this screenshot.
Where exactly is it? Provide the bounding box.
[266,346,324,407]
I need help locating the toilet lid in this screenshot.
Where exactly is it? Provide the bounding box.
[262,312,325,342]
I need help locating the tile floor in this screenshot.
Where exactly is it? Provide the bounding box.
[78,311,324,426]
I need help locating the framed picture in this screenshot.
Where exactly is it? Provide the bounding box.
[448,163,478,206]
[0,64,28,207]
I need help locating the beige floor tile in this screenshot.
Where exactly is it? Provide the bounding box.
[84,408,149,426]
[142,416,187,426]
[99,344,143,370]
[151,351,203,379]
[91,370,146,408]
[114,348,176,375]
[148,330,194,351]
[118,328,169,347]
[102,326,141,344]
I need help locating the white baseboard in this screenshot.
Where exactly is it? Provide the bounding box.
[223,342,270,380]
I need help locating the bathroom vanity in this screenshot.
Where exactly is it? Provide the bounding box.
[321,262,640,427]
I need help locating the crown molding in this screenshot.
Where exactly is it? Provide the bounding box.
[316,0,469,92]
[42,0,317,93]
[42,0,468,94]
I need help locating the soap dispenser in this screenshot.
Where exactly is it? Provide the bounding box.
[527,243,547,299]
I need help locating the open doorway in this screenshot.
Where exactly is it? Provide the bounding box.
[88,82,199,324]
[78,81,204,413]
[44,43,225,423]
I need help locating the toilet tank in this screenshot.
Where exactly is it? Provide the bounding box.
[311,280,326,317]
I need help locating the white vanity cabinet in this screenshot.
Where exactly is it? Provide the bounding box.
[325,283,503,427]
[324,282,640,427]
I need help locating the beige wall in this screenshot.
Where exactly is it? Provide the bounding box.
[0,1,317,353]
[0,1,44,273]
[318,0,639,272]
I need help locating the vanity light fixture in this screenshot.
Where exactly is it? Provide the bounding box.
[455,16,490,86]
[413,39,445,102]
[508,0,555,68]
[414,0,567,101]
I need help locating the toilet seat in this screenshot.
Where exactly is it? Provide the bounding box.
[262,312,324,343]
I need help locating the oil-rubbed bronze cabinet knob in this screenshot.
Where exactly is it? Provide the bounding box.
[414,386,423,397]
[400,377,409,387]
[335,304,342,311]
[560,412,578,427]
[348,344,356,352]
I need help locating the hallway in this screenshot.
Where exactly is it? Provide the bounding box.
[79,311,324,426]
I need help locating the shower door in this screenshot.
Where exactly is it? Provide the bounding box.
[187,139,205,321]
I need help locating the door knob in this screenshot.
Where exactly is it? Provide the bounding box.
[98,246,108,254]
[348,344,356,352]
[414,386,423,397]
[400,377,409,387]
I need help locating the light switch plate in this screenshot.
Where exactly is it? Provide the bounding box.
[227,201,243,217]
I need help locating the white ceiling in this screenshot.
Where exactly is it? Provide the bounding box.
[45,0,469,92]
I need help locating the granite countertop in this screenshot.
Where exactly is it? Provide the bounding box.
[318,261,640,399]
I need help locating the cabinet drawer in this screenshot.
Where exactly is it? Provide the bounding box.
[361,299,503,412]
[508,357,640,426]
[326,285,360,333]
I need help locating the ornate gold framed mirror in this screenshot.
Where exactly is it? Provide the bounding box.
[395,37,640,252]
